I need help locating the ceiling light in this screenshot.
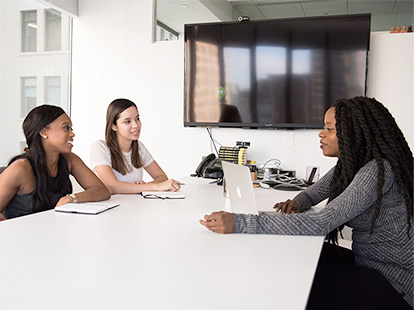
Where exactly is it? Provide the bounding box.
[181,4,188,8]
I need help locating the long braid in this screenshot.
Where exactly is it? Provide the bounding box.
[373,102,413,215]
[326,97,413,244]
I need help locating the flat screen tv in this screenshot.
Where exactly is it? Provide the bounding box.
[184,14,371,129]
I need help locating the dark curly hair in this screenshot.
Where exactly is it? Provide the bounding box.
[326,96,413,243]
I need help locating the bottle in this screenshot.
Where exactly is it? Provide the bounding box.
[263,168,271,181]
[248,161,258,181]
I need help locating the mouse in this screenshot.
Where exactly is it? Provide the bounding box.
[259,182,271,189]
[273,184,303,191]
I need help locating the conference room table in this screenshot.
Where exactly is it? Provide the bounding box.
[0,177,325,310]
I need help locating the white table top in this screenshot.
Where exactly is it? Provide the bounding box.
[0,177,324,310]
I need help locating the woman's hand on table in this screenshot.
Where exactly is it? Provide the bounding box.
[158,179,181,192]
[273,199,300,214]
[200,211,234,234]
[56,195,75,207]
[155,179,181,192]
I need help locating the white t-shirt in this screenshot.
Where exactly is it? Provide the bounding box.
[90,140,154,183]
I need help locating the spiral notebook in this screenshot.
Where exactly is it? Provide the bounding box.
[54,201,120,214]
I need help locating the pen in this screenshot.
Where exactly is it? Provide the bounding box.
[179,183,185,185]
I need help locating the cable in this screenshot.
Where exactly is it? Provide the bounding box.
[262,158,282,169]
[206,128,220,156]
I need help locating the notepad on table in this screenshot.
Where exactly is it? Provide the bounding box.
[141,191,185,199]
[54,201,120,214]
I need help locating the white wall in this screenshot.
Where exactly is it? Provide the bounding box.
[71,0,413,181]
[36,0,78,16]
[366,32,414,148]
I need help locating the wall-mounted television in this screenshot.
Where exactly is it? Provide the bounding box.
[184,14,371,129]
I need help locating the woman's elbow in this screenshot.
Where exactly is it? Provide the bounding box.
[95,182,111,199]
[104,190,111,200]
[100,186,111,200]
[98,180,117,196]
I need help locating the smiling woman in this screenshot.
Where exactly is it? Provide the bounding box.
[90,98,181,194]
[0,104,110,221]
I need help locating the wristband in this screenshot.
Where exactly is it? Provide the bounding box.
[68,193,78,203]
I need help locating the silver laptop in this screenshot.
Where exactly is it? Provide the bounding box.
[222,161,260,215]
[222,161,281,216]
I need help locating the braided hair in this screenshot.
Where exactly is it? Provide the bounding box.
[326,96,413,244]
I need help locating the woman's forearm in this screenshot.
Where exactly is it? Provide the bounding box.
[105,180,168,194]
[74,185,110,202]
[150,174,168,183]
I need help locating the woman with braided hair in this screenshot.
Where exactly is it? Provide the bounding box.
[200,96,413,309]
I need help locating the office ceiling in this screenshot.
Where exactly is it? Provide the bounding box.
[157,0,414,37]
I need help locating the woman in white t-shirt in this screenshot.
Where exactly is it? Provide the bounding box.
[90,98,180,194]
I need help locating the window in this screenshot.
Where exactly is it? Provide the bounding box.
[156,21,179,41]
[21,77,37,117]
[22,10,37,52]
[45,76,61,106]
[45,9,61,51]
[0,1,72,166]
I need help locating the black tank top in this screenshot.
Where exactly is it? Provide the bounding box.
[2,155,72,219]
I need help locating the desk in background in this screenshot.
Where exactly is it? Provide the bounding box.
[0,177,324,310]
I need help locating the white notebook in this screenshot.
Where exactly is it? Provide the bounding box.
[141,191,185,199]
[54,201,120,214]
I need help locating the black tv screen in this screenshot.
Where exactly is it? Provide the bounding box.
[184,14,371,129]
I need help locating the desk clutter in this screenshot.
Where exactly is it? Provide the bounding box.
[252,167,309,191]
[218,146,247,165]
[390,25,413,33]
[193,141,313,192]
[247,158,307,191]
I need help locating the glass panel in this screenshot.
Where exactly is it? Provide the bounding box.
[21,77,37,117]
[45,76,61,106]
[22,10,37,52]
[0,1,72,166]
[45,9,61,51]
[156,21,178,41]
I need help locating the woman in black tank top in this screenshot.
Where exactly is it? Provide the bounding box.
[0,105,110,220]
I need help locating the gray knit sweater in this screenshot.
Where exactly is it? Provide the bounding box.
[234,160,413,306]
